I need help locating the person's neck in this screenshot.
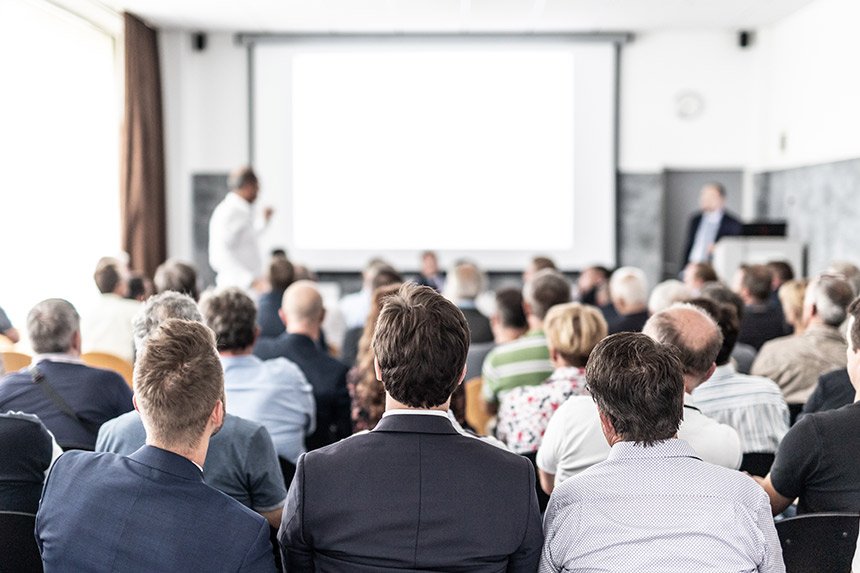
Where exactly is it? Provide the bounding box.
[683,375,700,394]
[286,324,320,341]
[219,346,255,358]
[526,316,544,332]
[385,395,450,413]
[495,326,527,344]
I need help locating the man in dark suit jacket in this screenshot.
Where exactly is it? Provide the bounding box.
[36,319,275,572]
[445,261,493,344]
[279,284,543,571]
[683,182,743,265]
[256,280,351,450]
[799,368,855,421]
[0,299,132,450]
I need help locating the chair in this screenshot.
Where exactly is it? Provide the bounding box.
[1,351,31,373]
[739,452,775,477]
[776,512,860,573]
[464,377,492,436]
[81,352,134,388]
[0,511,43,572]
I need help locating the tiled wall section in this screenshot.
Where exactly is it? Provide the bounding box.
[753,159,860,274]
[617,172,665,288]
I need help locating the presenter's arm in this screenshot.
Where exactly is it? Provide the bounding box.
[278,454,315,572]
[507,460,544,572]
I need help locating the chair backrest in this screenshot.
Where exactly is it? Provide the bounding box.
[1,351,32,373]
[81,352,134,388]
[776,512,860,573]
[464,377,492,436]
[0,511,43,573]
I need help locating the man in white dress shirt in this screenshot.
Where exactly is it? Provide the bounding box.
[540,332,784,573]
[208,167,273,289]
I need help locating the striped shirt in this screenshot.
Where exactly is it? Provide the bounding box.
[481,330,553,403]
[540,439,785,573]
[693,364,790,453]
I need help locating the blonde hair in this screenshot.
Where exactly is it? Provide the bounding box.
[778,279,807,329]
[544,302,608,367]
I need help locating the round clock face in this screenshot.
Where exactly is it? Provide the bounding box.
[675,91,704,120]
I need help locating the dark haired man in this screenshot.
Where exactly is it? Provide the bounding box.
[279,284,543,572]
[735,264,790,351]
[540,332,783,573]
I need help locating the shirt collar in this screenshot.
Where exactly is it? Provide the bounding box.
[709,363,737,381]
[225,191,252,212]
[382,409,450,419]
[606,438,701,462]
[32,353,84,365]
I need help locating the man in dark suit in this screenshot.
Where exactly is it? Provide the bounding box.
[800,368,855,421]
[36,319,275,572]
[683,182,743,265]
[256,280,351,451]
[279,284,543,571]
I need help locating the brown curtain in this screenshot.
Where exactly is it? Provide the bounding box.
[120,12,166,278]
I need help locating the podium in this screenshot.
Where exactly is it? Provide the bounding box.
[712,237,805,284]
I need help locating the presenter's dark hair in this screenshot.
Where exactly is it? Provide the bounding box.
[372,284,469,408]
[585,332,684,446]
[198,287,257,352]
[707,181,726,197]
[228,166,258,190]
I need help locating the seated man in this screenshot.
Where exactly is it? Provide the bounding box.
[200,288,315,473]
[734,264,790,351]
[80,256,140,362]
[444,261,493,343]
[754,297,860,515]
[464,287,528,382]
[36,319,274,571]
[256,255,294,338]
[0,411,61,514]
[153,258,200,300]
[96,291,286,528]
[279,284,543,571]
[540,332,783,572]
[0,299,132,450]
[605,266,650,334]
[799,367,854,420]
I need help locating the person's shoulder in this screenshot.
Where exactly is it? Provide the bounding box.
[263,356,308,383]
[101,410,141,432]
[51,449,123,479]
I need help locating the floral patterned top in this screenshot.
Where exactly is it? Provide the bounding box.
[496,367,589,454]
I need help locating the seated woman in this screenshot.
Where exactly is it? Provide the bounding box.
[496,302,608,455]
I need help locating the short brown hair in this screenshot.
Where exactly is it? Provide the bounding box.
[268,257,295,291]
[495,287,527,329]
[688,263,718,284]
[586,332,685,446]
[643,304,723,379]
[198,287,257,352]
[740,264,773,303]
[524,269,572,320]
[94,257,123,294]
[767,261,795,284]
[372,284,469,408]
[134,319,223,448]
[544,303,608,367]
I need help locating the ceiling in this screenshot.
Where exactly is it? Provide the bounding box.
[101,0,816,34]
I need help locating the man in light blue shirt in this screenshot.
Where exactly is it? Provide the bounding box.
[200,288,315,466]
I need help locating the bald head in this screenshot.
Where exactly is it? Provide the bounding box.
[281,280,325,336]
[643,303,723,391]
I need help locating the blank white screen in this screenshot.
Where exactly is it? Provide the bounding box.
[254,41,616,271]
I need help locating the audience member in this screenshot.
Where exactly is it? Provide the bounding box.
[153,258,200,300]
[80,256,140,361]
[606,266,649,334]
[125,271,152,302]
[208,166,272,289]
[256,255,294,338]
[199,288,315,475]
[575,265,611,307]
[700,282,758,373]
[688,298,789,458]
[0,304,20,343]
[682,261,718,294]
[647,279,693,315]
[0,411,61,513]
[279,284,543,571]
[255,281,351,450]
[754,296,860,515]
[752,274,853,420]
[537,304,742,494]
[799,367,854,420]
[683,181,743,264]
[414,250,445,291]
[339,258,390,330]
[36,319,275,571]
[444,261,493,343]
[778,279,807,335]
[540,332,782,573]
[340,264,402,367]
[482,269,571,408]
[734,264,790,351]
[828,261,860,296]
[96,291,287,528]
[0,299,132,450]
[348,284,401,431]
[523,255,557,284]
[767,260,795,307]
[464,287,528,382]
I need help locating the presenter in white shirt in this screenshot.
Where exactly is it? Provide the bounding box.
[208,167,274,290]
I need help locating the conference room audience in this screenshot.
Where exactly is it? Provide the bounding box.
[256,255,294,338]
[647,279,692,315]
[125,271,152,302]
[688,298,789,460]
[752,273,853,421]
[682,261,718,295]
[279,284,543,571]
[523,255,557,284]
[199,287,315,477]
[338,258,391,330]
[700,282,758,374]
[575,265,611,307]
[255,281,351,450]
[153,257,200,300]
[444,261,493,343]
[96,291,287,528]
[767,260,795,308]
[464,287,528,382]
[540,332,783,573]
[36,319,275,571]
[0,411,61,514]
[799,367,854,421]
[482,269,571,409]
[753,296,860,515]
[0,298,132,450]
[605,266,650,334]
[734,264,790,351]
[414,250,445,292]
[828,261,860,296]
[80,256,140,362]
[778,279,807,335]
[339,263,402,367]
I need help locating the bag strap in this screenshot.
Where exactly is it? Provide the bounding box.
[30,365,94,432]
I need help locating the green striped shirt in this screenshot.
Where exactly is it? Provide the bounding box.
[481,330,553,402]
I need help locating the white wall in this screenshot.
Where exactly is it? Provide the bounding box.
[160,31,248,259]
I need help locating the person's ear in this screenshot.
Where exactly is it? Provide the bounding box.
[319,307,326,324]
[550,347,561,364]
[210,399,224,429]
[457,364,467,386]
[132,394,140,413]
[704,362,717,381]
